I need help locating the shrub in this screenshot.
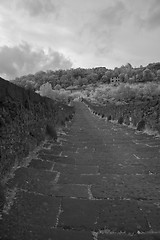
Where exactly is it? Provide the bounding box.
[38,83,70,103]
[87,82,160,103]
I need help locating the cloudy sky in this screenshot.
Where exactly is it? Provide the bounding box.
[0,0,160,79]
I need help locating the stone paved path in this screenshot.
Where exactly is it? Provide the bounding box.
[1,101,160,239]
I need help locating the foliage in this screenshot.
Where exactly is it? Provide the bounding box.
[142,68,153,82]
[11,62,160,97]
[88,82,160,104]
[38,82,69,103]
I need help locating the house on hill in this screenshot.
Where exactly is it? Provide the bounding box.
[110,77,120,85]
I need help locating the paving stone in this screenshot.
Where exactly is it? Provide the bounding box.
[91,174,160,200]
[0,225,93,240]
[53,163,76,173]
[48,229,93,240]
[96,200,149,233]
[135,146,159,159]
[98,233,133,240]
[60,144,77,152]
[46,140,59,144]
[53,163,99,174]
[138,201,160,231]
[75,165,99,174]
[98,233,160,240]
[38,154,75,164]
[58,198,103,230]
[7,167,58,195]
[50,145,64,153]
[50,184,89,198]
[59,199,149,233]
[0,191,60,231]
[43,143,51,148]
[38,147,63,155]
[98,167,123,175]
[28,159,53,170]
[142,164,160,175]
[53,156,75,164]
[99,161,150,175]
[75,155,100,165]
[38,153,60,161]
[58,173,101,184]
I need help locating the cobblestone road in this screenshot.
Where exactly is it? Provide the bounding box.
[1,101,160,239]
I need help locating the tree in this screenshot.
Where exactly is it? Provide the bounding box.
[124,73,129,82]
[157,70,160,81]
[102,70,112,83]
[34,71,47,89]
[73,78,79,86]
[119,73,125,82]
[125,63,133,71]
[135,69,143,82]
[48,75,58,88]
[77,76,83,86]
[54,84,61,90]
[101,75,110,84]
[81,77,88,85]
[142,68,154,81]
[94,67,107,80]
[60,75,69,88]
[113,67,120,77]
[86,73,98,84]
[39,82,53,97]
[124,63,133,78]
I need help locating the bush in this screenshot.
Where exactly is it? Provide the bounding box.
[87,82,160,103]
[38,83,70,103]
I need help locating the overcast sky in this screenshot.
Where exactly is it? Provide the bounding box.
[0,0,160,79]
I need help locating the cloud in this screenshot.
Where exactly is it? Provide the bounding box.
[0,0,160,70]
[146,0,160,29]
[17,0,57,17]
[77,1,128,57]
[0,43,72,79]
[0,0,63,21]
[0,0,59,17]
[100,1,126,27]
[134,0,160,30]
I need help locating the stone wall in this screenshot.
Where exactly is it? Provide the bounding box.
[0,77,75,181]
[83,97,160,133]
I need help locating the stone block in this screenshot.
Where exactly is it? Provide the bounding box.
[50,184,88,198]
[59,199,149,233]
[7,167,58,195]
[0,191,60,231]
[28,159,53,170]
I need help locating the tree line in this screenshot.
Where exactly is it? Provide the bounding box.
[12,62,160,91]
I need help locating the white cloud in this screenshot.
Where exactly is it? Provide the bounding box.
[0,43,72,79]
[17,0,56,17]
[0,0,160,72]
[144,0,160,29]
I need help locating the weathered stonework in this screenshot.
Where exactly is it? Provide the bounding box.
[0,77,75,181]
[83,97,160,133]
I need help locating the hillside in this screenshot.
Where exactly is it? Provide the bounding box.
[11,62,160,91]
